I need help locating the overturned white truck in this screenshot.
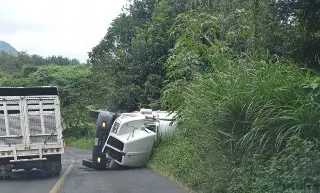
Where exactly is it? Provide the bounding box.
[0,87,64,179]
[82,109,177,170]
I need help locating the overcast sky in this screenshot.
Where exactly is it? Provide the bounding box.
[0,0,128,62]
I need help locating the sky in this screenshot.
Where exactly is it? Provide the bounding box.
[0,0,128,62]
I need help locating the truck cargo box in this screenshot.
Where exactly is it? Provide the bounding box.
[0,87,64,178]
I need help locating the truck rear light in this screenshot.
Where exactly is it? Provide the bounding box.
[43,149,60,153]
[0,151,12,156]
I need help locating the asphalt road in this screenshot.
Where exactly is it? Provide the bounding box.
[0,147,189,193]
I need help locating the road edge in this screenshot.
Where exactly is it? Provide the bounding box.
[49,164,74,193]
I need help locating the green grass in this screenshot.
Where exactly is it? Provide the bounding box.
[65,137,93,150]
[149,132,232,193]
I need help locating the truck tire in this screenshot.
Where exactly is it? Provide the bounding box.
[43,155,62,177]
[0,158,12,180]
[90,111,117,170]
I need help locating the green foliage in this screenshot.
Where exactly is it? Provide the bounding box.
[271,0,320,69]
[66,137,93,150]
[228,136,320,193]
[44,55,81,66]
[182,60,309,154]
[0,51,82,74]
[89,0,196,111]
[21,65,38,77]
[28,65,93,104]
[27,65,95,137]
[127,0,181,108]
[151,57,320,192]
[0,51,24,73]
[149,132,232,193]
[88,0,158,111]
[162,8,252,110]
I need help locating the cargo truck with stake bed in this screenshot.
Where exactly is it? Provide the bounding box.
[0,87,64,179]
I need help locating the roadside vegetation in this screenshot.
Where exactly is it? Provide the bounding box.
[1,0,320,192]
[66,137,92,150]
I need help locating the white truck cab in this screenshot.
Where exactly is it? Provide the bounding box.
[102,109,177,168]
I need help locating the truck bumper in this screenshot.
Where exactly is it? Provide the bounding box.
[0,144,64,162]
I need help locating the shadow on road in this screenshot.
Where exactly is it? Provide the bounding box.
[0,169,59,181]
[76,164,148,173]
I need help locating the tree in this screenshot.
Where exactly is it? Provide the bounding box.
[28,65,95,137]
[276,0,320,69]
[88,0,157,111]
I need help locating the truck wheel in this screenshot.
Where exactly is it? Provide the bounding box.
[0,159,12,180]
[43,155,62,177]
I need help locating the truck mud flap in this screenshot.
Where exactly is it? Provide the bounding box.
[0,165,12,180]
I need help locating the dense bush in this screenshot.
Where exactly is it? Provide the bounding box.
[228,136,320,193]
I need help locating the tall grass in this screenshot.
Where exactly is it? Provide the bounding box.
[179,58,320,161]
[150,56,320,192]
[149,132,232,193]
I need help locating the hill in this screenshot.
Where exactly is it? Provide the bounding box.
[0,41,18,54]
